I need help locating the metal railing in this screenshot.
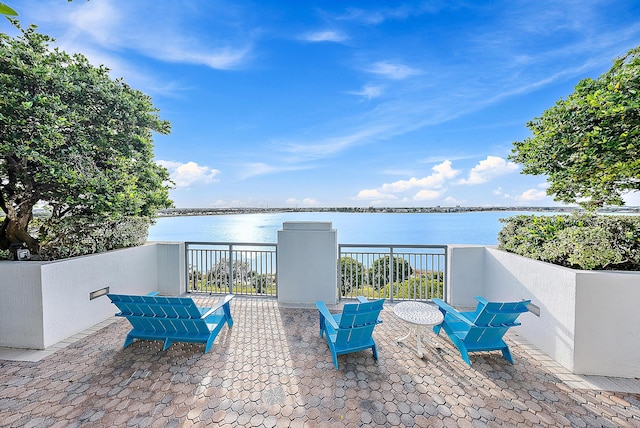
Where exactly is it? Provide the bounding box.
[186,242,277,296]
[338,244,447,302]
[185,241,447,301]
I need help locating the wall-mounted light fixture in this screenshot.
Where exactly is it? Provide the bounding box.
[90,287,110,300]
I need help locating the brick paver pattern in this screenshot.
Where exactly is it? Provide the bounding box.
[1,296,639,427]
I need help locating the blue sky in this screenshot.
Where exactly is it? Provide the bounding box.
[7,0,640,208]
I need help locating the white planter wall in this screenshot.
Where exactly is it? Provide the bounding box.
[448,245,640,378]
[0,243,184,349]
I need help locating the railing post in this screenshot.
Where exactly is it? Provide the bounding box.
[389,246,395,302]
[228,244,234,294]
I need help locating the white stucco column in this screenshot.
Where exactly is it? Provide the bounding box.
[277,222,338,307]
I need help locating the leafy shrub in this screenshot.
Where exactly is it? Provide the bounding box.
[385,273,444,300]
[498,213,640,270]
[339,256,366,296]
[368,256,413,290]
[37,216,152,260]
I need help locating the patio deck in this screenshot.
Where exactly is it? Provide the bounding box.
[1,296,639,427]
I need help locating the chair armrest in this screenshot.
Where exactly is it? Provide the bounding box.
[474,296,489,306]
[356,296,369,303]
[201,294,235,318]
[432,298,475,326]
[315,301,339,330]
[146,291,161,296]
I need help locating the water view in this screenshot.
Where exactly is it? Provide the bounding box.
[148,211,557,245]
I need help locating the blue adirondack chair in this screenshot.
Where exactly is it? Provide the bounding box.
[315,296,385,369]
[107,292,234,353]
[432,296,530,366]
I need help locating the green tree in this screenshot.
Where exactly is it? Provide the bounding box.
[368,255,413,290]
[206,258,254,291]
[510,46,640,210]
[0,24,172,258]
[251,273,274,294]
[338,256,366,296]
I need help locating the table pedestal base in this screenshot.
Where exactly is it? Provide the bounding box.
[396,325,437,358]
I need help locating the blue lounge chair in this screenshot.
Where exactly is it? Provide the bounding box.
[315,296,385,369]
[432,296,530,366]
[107,292,234,353]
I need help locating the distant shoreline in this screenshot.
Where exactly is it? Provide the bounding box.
[157,206,640,217]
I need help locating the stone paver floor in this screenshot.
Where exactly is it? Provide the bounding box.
[1,296,639,427]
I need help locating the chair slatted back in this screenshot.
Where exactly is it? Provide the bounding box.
[472,300,530,327]
[108,294,213,336]
[108,294,203,319]
[335,299,384,346]
[464,300,530,343]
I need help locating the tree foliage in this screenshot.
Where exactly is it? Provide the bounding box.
[205,258,254,291]
[368,255,413,290]
[338,256,366,296]
[510,46,640,210]
[0,3,17,16]
[0,24,172,258]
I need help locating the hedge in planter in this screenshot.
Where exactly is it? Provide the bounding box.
[498,213,640,270]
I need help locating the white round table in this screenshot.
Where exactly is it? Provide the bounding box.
[393,301,444,358]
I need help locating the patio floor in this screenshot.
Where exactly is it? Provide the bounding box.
[1,296,639,427]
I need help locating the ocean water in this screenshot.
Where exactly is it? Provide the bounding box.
[147,211,552,245]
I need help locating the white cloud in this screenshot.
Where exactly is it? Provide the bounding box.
[414,189,442,200]
[356,160,459,201]
[381,161,459,193]
[348,84,384,100]
[518,188,548,201]
[280,126,389,160]
[367,61,421,80]
[493,187,512,199]
[237,162,313,179]
[458,156,519,185]
[301,30,348,43]
[444,196,464,205]
[157,160,220,188]
[44,0,252,71]
[286,198,319,206]
[355,189,396,200]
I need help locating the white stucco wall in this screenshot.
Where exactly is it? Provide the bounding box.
[0,242,185,349]
[154,242,186,295]
[450,245,640,378]
[0,263,45,348]
[483,248,578,373]
[574,270,640,377]
[277,222,338,306]
[447,245,486,307]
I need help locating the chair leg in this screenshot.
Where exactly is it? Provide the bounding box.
[371,342,378,361]
[444,331,472,366]
[332,352,339,369]
[459,348,472,366]
[318,313,325,337]
[204,336,216,353]
[123,334,135,349]
[163,338,172,351]
[501,346,514,364]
